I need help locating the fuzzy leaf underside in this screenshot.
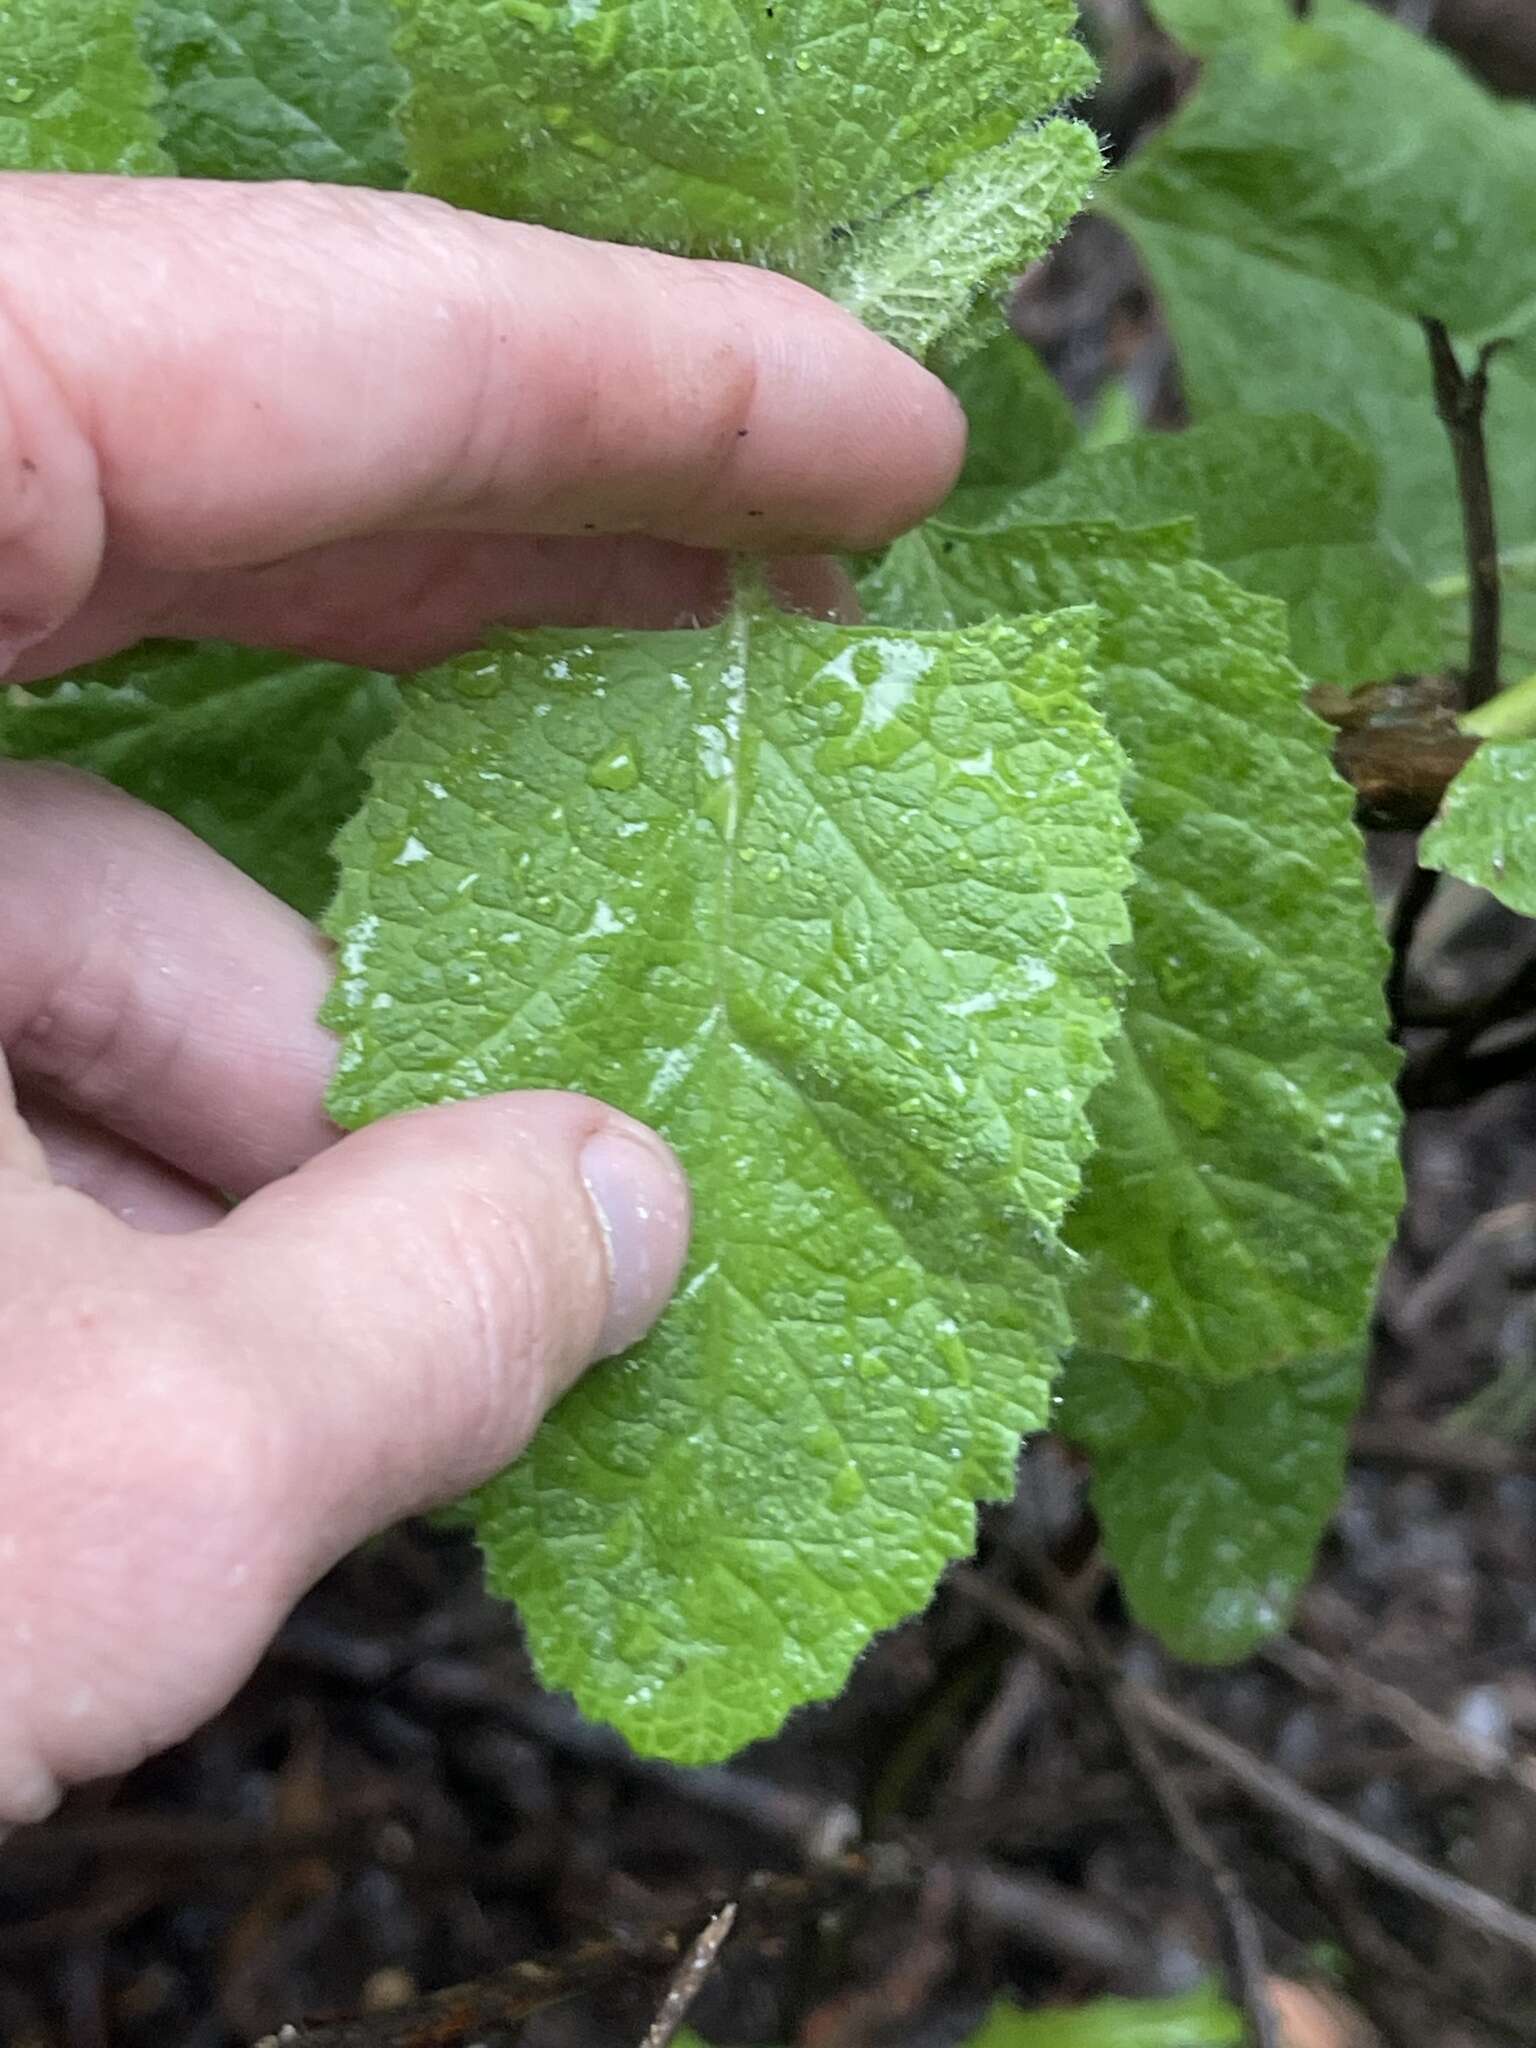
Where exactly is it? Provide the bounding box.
[393,0,1099,356]
[396,0,1093,263]
[1058,1348,1361,1662]
[822,119,1101,360]
[138,0,406,186]
[1422,740,1536,921]
[958,411,1440,683]
[0,0,169,172]
[324,603,1137,1758]
[1110,0,1536,666]
[862,519,1402,1381]
[0,645,399,917]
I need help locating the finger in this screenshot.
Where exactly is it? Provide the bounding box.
[0,763,339,1193]
[0,252,104,666]
[4,535,857,684]
[7,534,734,681]
[15,1086,227,1233]
[0,1055,48,1182]
[207,1092,690,1558]
[0,1091,686,1814]
[788,557,863,625]
[0,175,965,667]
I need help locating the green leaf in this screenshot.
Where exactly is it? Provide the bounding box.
[1422,738,1536,921]
[968,1986,1243,2048]
[1107,0,1536,637]
[679,1986,1244,2048]
[0,0,170,172]
[1220,538,1438,690]
[958,412,1440,683]
[324,600,1137,1759]
[138,0,406,186]
[1461,670,1536,742]
[863,518,1402,1380]
[394,0,1098,349]
[949,334,1080,495]
[1148,0,1305,56]
[1081,379,1138,453]
[0,643,398,918]
[1059,1349,1361,1662]
[1132,0,1536,337]
[822,120,1102,361]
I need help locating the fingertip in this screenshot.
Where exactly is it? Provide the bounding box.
[794,326,968,551]
[465,233,971,555]
[793,276,968,506]
[846,336,970,542]
[579,1116,692,1363]
[213,1090,693,1540]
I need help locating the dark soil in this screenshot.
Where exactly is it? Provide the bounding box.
[6,6,1536,2045]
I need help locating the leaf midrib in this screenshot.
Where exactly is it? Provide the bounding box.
[682,609,1100,1313]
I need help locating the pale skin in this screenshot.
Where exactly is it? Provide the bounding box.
[0,174,964,1826]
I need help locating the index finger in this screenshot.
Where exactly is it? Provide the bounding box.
[0,175,964,609]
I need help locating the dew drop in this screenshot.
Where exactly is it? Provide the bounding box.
[830,1467,866,1509]
[587,738,640,791]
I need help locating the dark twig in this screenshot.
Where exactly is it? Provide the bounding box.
[1261,1634,1536,1800]
[1350,1416,1536,1480]
[640,1902,738,2048]
[955,1571,1536,1965]
[254,1832,1160,2047]
[1422,317,1509,708]
[1314,1840,1536,2047]
[1427,1032,1536,1105]
[1400,950,1536,1108]
[1030,1566,1282,2048]
[1137,1689,1536,1962]
[953,1862,1158,1985]
[254,1932,681,2048]
[1386,323,1512,1023]
[1282,1846,1442,2048]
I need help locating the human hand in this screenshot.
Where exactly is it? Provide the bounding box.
[0,175,964,1825]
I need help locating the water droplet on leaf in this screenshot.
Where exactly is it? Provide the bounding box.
[588,739,640,791]
[830,1467,865,1508]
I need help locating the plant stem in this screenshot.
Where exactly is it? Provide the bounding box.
[957,1571,1536,1966]
[1421,317,1509,709]
[1427,541,1536,601]
[641,1903,738,2048]
[1028,1564,1283,2048]
[1388,321,1510,1028]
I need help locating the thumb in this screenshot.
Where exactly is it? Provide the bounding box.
[204,1091,690,1568]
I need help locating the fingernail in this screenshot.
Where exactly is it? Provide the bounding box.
[580,1126,691,1359]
